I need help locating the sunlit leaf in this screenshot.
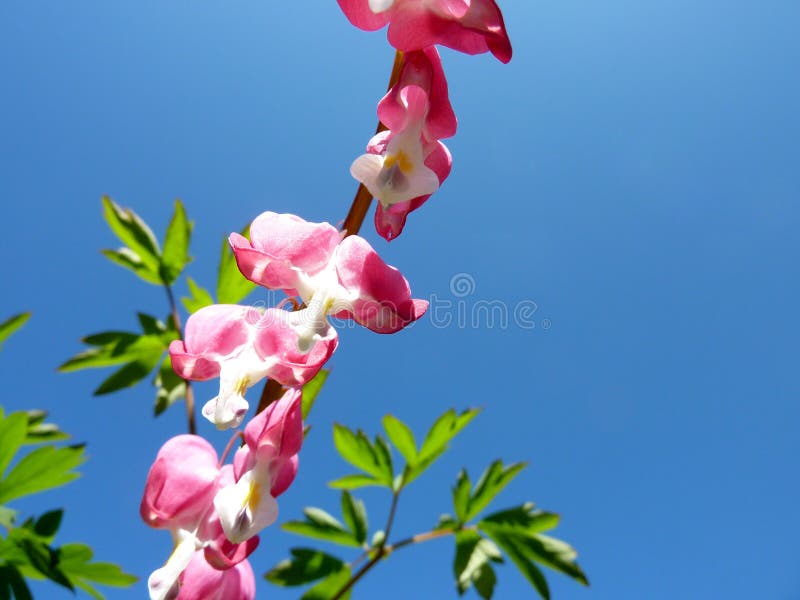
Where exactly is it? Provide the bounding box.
[0,313,31,349]
[382,415,417,466]
[482,529,550,599]
[58,542,138,595]
[332,425,390,486]
[478,504,560,536]
[0,445,86,504]
[101,196,160,272]
[328,474,382,490]
[466,461,526,521]
[100,248,162,284]
[160,199,193,284]
[93,350,163,396]
[406,408,480,484]
[300,565,352,600]
[452,470,471,524]
[0,412,27,475]
[302,370,329,420]
[153,356,187,416]
[454,530,503,596]
[181,277,215,314]
[282,508,360,548]
[217,225,256,304]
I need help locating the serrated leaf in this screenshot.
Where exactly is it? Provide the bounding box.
[515,534,588,585]
[302,370,329,420]
[154,356,187,416]
[0,445,85,504]
[181,277,215,314]
[217,225,256,304]
[58,542,138,592]
[0,313,31,349]
[282,508,360,548]
[454,531,502,596]
[301,565,352,600]
[14,534,73,591]
[160,199,192,284]
[478,504,560,536]
[407,408,480,484]
[101,248,162,285]
[59,331,165,373]
[0,413,27,475]
[482,529,550,600]
[332,425,389,485]
[93,350,163,396]
[328,474,381,490]
[382,415,417,466]
[340,491,368,546]
[265,548,345,587]
[453,470,471,524]
[466,461,526,521]
[101,196,160,270]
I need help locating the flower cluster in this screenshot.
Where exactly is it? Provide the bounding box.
[141,2,510,597]
[344,0,512,240]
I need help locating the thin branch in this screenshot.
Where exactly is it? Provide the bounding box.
[164,283,196,435]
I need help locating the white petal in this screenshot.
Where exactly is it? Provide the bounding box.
[148,536,197,600]
[202,391,248,430]
[214,467,279,544]
[368,0,394,13]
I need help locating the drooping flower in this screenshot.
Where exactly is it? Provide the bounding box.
[169,304,337,429]
[337,0,512,63]
[230,212,428,346]
[351,84,453,240]
[214,388,303,543]
[141,437,258,600]
[177,552,256,600]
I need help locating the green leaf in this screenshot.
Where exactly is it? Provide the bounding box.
[478,504,560,536]
[0,413,27,475]
[406,408,481,484]
[328,474,382,490]
[373,436,394,488]
[282,508,360,548]
[59,331,164,373]
[0,565,33,600]
[454,530,503,596]
[181,277,215,314]
[382,415,417,466]
[332,425,390,485]
[473,562,497,600]
[94,350,164,396]
[58,542,138,594]
[101,196,160,273]
[466,461,526,521]
[100,248,162,284]
[23,410,69,446]
[482,529,550,600]
[160,199,193,284]
[33,510,63,540]
[0,445,85,504]
[301,566,352,600]
[302,370,329,420]
[0,313,31,349]
[154,356,187,416]
[13,532,73,590]
[217,225,256,304]
[340,491,368,546]
[452,470,471,524]
[513,534,588,585]
[265,548,346,587]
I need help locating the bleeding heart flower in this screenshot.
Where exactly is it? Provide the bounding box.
[177,552,255,600]
[337,0,512,63]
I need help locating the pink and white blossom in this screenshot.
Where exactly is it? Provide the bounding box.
[337,0,512,63]
[177,552,256,600]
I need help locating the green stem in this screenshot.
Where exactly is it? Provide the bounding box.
[164,283,196,435]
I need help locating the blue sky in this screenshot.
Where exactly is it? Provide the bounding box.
[2,1,799,598]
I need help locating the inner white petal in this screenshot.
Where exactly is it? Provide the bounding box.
[368,0,395,13]
[214,466,278,544]
[147,535,197,600]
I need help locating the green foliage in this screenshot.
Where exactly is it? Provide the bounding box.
[270,408,587,600]
[181,277,214,314]
[101,197,193,287]
[0,314,31,351]
[302,370,329,420]
[217,225,256,304]
[0,408,136,598]
[59,313,181,413]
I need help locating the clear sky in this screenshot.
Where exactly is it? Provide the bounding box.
[2,1,799,598]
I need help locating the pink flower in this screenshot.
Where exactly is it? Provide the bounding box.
[177,553,256,600]
[141,438,259,600]
[214,389,303,543]
[351,85,453,240]
[169,304,337,429]
[337,0,512,63]
[230,212,428,342]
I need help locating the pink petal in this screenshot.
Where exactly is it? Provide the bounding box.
[336,0,392,30]
[243,388,303,458]
[254,309,339,386]
[268,454,299,498]
[334,236,429,333]
[140,435,220,531]
[177,554,256,600]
